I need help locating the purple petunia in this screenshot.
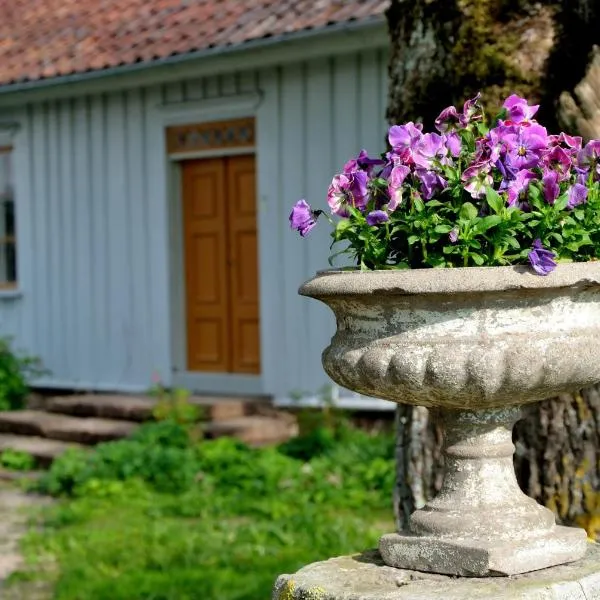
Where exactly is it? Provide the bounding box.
[542,170,559,204]
[387,163,410,211]
[506,169,536,208]
[528,239,556,276]
[503,94,539,124]
[366,210,389,226]
[327,169,369,216]
[567,183,588,209]
[289,199,318,237]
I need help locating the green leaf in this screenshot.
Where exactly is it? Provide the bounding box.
[469,253,485,266]
[434,224,454,234]
[554,193,569,212]
[473,215,502,234]
[459,202,478,221]
[485,187,504,215]
[407,235,419,245]
[413,197,425,213]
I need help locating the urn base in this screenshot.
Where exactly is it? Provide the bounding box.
[379,526,588,577]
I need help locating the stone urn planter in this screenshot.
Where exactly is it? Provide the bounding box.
[299,262,600,577]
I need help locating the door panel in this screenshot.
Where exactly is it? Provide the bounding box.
[181,154,261,374]
[182,158,230,372]
[226,155,261,374]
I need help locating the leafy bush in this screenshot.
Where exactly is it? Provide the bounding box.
[0,337,46,411]
[0,449,35,470]
[38,423,201,496]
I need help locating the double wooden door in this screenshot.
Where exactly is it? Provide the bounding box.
[182,154,260,374]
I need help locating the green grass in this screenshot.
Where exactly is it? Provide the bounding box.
[15,423,396,600]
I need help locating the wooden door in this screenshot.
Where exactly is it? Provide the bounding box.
[182,155,260,374]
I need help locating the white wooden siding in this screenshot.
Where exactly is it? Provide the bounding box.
[0,48,388,399]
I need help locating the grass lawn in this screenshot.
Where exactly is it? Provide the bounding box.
[12,422,396,600]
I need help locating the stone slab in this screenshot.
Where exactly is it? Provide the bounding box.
[44,395,155,422]
[0,434,83,467]
[204,416,298,446]
[379,525,588,576]
[273,544,600,600]
[0,411,136,444]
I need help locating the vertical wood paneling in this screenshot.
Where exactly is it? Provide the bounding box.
[47,103,63,375]
[73,97,93,382]
[90,95,110,384]
[125,88,150,385]
[257,67,285,396]
[0,49,388,395]
[277,63,307,395]
[144,86,172,382]
[105,93,129,383]
[304,59,337,395]
[59,100,76,378]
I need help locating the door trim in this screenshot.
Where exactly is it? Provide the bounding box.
[164,105,263,395]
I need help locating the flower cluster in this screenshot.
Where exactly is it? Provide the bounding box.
[289,93,600,274]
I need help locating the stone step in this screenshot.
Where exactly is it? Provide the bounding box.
[0,411,136,445]
[204,415,298,446]
[0,434,83,467]
[42,394,267,423]
[44,395,155,422]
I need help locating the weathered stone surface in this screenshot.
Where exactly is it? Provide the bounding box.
[0,434,83,467]
[204,415,298,446]
[45,395,155,421]
[300,264,600,576]
[300,263,600,409]
[0,411,136,444]
[273,546,600,599]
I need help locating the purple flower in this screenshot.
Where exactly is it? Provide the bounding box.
[528,239,556,276]
[388,122,423,164]
[549,132,582,152]
[435,105,461,132]
[506,123,548,170]
[327,169,369,216]
[567,183,588,209]
[387,164,410,211]
[542,170,559,204]
[366,210,389,226]
[503,94,539,124]
[343,149,385,176]
[460,92,483,126]
[289,199,318,237]
[413,133,448,169]
[543,146,573,180]
[462,161,493,199]
[506,169,536,207]
[418,169,447,200]
[449,228,459,243]
[577,140,600,181]
[445,132,461,157]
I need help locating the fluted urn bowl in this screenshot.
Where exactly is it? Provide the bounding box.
[300,263,600,578]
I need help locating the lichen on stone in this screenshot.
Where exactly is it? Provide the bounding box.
[277,579,296,600]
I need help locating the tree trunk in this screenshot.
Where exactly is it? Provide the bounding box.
[387,0,600,537]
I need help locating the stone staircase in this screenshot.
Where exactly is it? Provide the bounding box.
[0,394,297,467]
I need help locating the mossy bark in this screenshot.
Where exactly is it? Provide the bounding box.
[387,0,600,534]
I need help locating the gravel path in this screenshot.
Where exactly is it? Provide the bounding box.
[0,483,53,599]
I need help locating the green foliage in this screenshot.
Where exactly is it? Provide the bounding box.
[23,421,396,600]
[0,337,46,411]
[0,449,35,471]
[149,378,203,426]
[37,422,200,496]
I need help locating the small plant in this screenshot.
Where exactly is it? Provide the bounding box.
[0,449,36,471]
[0,337,46,411]
[290,93,600,275]
[149,372,203,425]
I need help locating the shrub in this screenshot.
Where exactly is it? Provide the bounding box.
[0,337,46,411]
[0,449,36,470]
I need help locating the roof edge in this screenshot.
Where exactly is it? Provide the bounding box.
[0,15,387,98]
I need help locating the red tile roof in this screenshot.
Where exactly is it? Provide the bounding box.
[0,0,387,86]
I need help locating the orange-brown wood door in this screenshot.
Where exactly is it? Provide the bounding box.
[182,155,261,374]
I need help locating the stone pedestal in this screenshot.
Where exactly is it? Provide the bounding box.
[379,408,587,576]
[273,545,600,600]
